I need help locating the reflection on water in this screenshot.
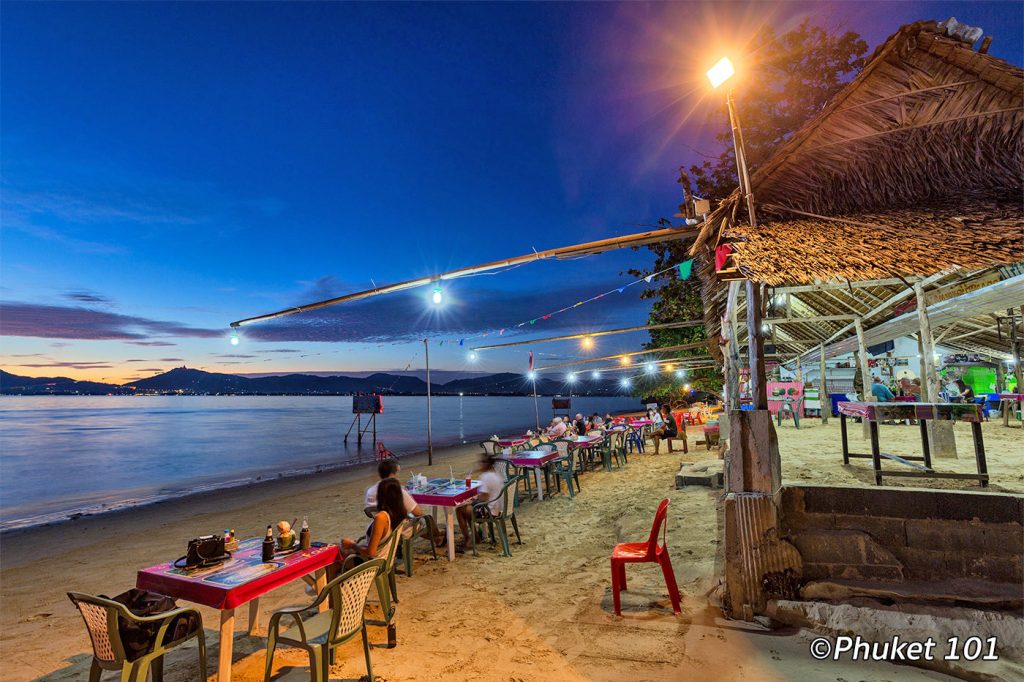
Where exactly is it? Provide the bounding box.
[0,394,636,529]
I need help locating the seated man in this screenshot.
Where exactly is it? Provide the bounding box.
[590,413,604,428]
[546,416,567,439]
[366,459,440,544]
[870,376,895,402]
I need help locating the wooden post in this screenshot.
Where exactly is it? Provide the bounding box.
[723,282,741,410]
[1012,307,1023,391]
[819,343,829,424]
[795,354,803,383]
[915,283,956,458]
[424,338,433,466]
[854,318,873,439]
[747,281,768,410]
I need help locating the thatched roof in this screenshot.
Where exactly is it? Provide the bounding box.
[691,18,1024,284]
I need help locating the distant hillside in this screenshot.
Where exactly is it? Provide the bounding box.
[1,366,628,397]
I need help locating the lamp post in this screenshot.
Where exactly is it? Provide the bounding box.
[424,338,432,465]
[707,57,768,410]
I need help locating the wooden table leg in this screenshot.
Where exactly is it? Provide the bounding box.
[919,419,933,469]
[247,598,260,636]
[534,467,544,500]
[1003,399,1011,427]
[218,608,235,682]
[445,506,456,561]
[840,413,849,465]
[314,569,328,612]
[972,421,989,487]
[869,420,883,486]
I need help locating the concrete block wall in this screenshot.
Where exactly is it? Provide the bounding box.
[778,485,1023,586]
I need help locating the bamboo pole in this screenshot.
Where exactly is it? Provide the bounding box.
[230,226,698,328]
[915,283,956,459]
[854,318,873,439]
[818,343,829,424]
[1012,307,1023,390]
[723,281,741,410]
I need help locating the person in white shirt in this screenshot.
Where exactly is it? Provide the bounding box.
[456,454,506,548]
[546,417,568,439]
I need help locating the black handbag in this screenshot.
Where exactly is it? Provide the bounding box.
[104,588,200,660]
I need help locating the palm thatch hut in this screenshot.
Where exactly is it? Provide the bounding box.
[691,18,1024,363]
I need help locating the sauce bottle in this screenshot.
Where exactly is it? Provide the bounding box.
[299,516,311,550]
[261,525,275,561]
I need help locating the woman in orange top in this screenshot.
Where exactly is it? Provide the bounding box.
[340,478,406,565]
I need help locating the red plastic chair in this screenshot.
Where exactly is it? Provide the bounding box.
[610,498,681,616]
[375,442,395,461]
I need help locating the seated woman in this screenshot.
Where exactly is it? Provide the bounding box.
[651,405,684,454]
[339,477,406,567]
[952,379,975,403]
[455,453,505,549]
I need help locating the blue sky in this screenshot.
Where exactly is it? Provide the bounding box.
[2,1,1021,383]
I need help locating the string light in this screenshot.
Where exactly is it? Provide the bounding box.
[684,383,692,391]
[620,378,631,388]
[675,369,685,379]
[665,363,674,372]
[645,362,656,374]
[591,370,601,379]
[620,356,631,366]
[581,336,594,350]
[230,331,240,346]
[431,285,443,305]
[567,372,576,383]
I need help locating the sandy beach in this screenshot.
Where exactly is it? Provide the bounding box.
[2,418,1020,681]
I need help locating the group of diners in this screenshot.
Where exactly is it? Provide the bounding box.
[543,404,688,455]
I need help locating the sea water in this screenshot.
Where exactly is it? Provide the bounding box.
[0,395,637,530]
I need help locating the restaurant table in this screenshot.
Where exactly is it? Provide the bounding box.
[997,393,1024,427]
[509,449,561,500]
[496,436,529,449]
[137,538,338,682]
[567,434,606,471]
[836,401,988,487]
[409,478,480,561]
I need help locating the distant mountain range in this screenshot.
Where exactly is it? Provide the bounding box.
[0,366,628,397]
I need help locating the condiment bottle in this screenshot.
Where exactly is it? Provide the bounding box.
[299,516,311,550]
[261,525,275,561]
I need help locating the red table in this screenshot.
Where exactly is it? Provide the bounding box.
[409,478,480,561]
[837,401,987,487]
[510,449,561,500]
[496,436,529,449]
[137,538,338,682]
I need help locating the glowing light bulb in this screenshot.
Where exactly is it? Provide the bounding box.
[665,363,674,372]
[469,351,477,361]
[591,371,601,379]
[684,383,692,391]
[706,57,735,89]
[527,371,537,381]
[581,336,594,350]
[620,378,631,388]
[620,356,631,366]
[675,369,685,379]
[645,362,656,374]
[431,286,443,305]
[230,331,240,346]
[567,372,576,382]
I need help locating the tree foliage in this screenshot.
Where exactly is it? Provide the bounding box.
[633,21,868,402]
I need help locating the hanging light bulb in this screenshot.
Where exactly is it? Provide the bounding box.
[620,355,631,366]
[645,362,656,374]
[620,377,632,388]
[665,363,674,372]
[469,351,477,362]
[675,369,685,379]
[591,370,601,379]
[684,383,692,391]
[581,336,594,350]
[527,370,537,381]
[567,372,576,383]
[431,285,443,305]
[230,330,240,346]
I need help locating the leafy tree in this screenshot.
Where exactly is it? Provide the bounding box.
[633,20,868,401]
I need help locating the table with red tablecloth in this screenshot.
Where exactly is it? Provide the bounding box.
[996,393,1024,427]
[137,538,338,682]
[836,401,988,487]
[510,449,562,500]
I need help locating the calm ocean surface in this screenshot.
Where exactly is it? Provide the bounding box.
[0,395,638,530]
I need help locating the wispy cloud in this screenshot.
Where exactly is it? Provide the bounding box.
[255,349,301,354]
[63,290,113,305]
[0,302,221,340]
[125,341,178,347]
[213,353,256,359]
[16,361,114,370]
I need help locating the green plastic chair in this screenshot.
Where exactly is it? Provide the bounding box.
[776,396,803,429]
[608,429,628,467]
[67,591,205,682]
[263,558,383,682]
[344,520,404,639]
[494,457,526,509]
[550,444,581,498]
[363,506,437,578]
[471,476,522,557]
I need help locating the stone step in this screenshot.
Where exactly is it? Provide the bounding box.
[801,577,1023,610]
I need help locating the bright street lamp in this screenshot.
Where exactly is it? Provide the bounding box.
[706,56,735,89]
[527,370,537,381]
